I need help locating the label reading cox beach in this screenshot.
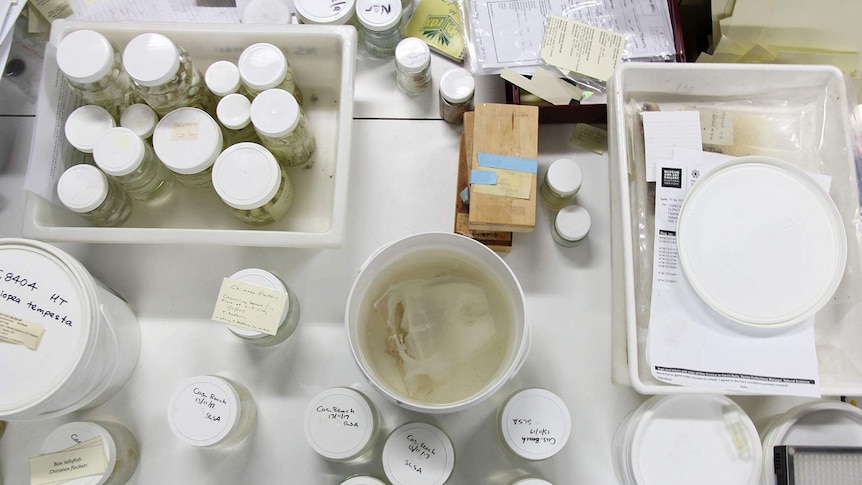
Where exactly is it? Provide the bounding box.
[309,391,372,455]
[29,437,107,485]
[0,313,45,350]
[172,381,234,442]
[171,121,200,141]
[387,425,453,485]
[212,278,287,336]
[504,392,570,458]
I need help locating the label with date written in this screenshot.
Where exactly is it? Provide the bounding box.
[29,436,108,485]
[500,389,571,460]
[211,277,287,336]
[171,121,200,141]
[0,312,45,350]
[383,423,454,485]
[169,377,238,446]
[304,388,376,460]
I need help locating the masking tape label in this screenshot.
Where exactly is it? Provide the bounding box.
[0,313,45,351]
[212,278,287,336]
[29,437,107,485]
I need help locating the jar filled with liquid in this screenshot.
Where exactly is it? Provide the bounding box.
[119,103,158,140]
[294,0,356,25]
[250,89,316,168]
[395,37,431,94]
[65,105,116,155]
[212,142,294,225]
[552,205,591,247]
[439,68,474,124]
[304,387,380,462]
[540,158,582,210]
[168,375,256,449]
[382,422,455,485]
[57,164,132,227]
[36,421,139,485]
[153,107,224,189]
[498,388,571,461]
[356,0,403,58]
[93,127,173,202]
[222,268,301,345]
[217,94,261,146]
[205,60,243,98]
[238,43,303,105]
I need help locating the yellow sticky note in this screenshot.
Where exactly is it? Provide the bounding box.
[0,313,45,351]
[30,438,107,485]
[29,0,74,22]
[540,15,626,82]
[472,169,533,199]
[211,278,287,336]
[570,124,607,155]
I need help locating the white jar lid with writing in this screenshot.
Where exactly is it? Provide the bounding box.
[304,387,378,461]
[341,476,387,485]
[500,388,571,461]
[93,127,146,177]
[439,68,475,104]
[65,105,116,154]
[356,0,402,31]
[205,61,242,97]
[56,30,115,85]
[238,43,289,92]
[217,94,253,130]
[57,165,109,213]
[295,0,355,25]
[250,89,300,138]
[122,33,181,88]
[120,104,158,139]
[223,268,289,339]
[153,108,223,175]
[38,421,117,485]
[547,158,582,197]
[168,375,240,447]
[383,422,455,485]
[395,37,431,74]
[212,142,281,211]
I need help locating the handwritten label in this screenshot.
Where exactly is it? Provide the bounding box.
[211,278,287,336]
[171,121,200,141]
[540,15,626,82]
[407,433,438,460]
[0,267,74,329]
[570,123,608,154]
[315,404,360,427]
[29,437,107,485]
[0,313,45,350]
[700,109,734,146]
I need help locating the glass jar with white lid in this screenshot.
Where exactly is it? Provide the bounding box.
[65,105,116,155]
[93,127,174,202]
[356,0,403,58]
[241,0,294,24]
[205,60,244,98]
[153,107,224,190]
[304,387,380,462]
[383,422,455,485]
[217,94,261,147]
[341,476,387,485]
[552,205,591,247]
[222,267,301,345]
[512,479,553,485]
[541,158,582,210]
[37,421,139,485]
[294,0,356,25]
[119,103,158,140]
[57,164,132,227]
[498,388,571,461]
[212,142,294,225]
[439,68,474,124]
[395,37,431,94]
[168,375,257,449]
[238,43,304,105]
[250,89,316,168]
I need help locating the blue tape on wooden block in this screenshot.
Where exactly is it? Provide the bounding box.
[460,186,470,203]
[470,169,497,185]
[478,152,538,173]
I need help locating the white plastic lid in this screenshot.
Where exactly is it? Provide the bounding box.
[65,105,117,154]
[295,0,355,24]
[383,422,455,485]
[439,68,475,103]
[395,37,431,74]
[168,375,240,447]
[677,156,847,327]
[554,205,591,243]
[546,158,582,197]
[57,165,109,213]
[217,94,252,130]
[238,43,289,92]
[513,480,553,485]
[39,422,117,485]
[120,104,158,139]
[56,30,115,85]
[153,108,223,175]
[356,0,402,31]
[212,142,281,211]
[341,477,387,485]
[122,33,181,87]
[205,61,242,97]
[500,389,571,460]
[304,387,377,460]
[93,127,146,176]
[241,0,293,24]
[250,89,300,138]
[224,267,289,338]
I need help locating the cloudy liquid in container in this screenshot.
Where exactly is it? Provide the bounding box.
[358,247,515,404]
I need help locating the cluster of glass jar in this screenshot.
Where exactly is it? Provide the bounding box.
[539,158,592,247]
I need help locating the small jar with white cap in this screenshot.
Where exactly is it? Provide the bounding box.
[541,158,582,210]
[65,105,116,155]
[395,37,431,94]
[305,387,380,462]
[439,68,474,124]
[217,94,261,147]
[512,479,553,485]
[250,89,316,168]
[37,421,139,485]
[238,43,304,105]
[241,0,294,24]
[93,127,174,202]
[498,388,571,461]
[57,164,132,227]
[294,0,356,25]
[383,422,455,485]
[56,30,140,118]
[356,0,403,58]
[168,375,257,449]
[120,103,158,140]
[212,142,294,225]
[341,476,387,485]
[222,267,301,345]
[122,33,213,116]
[205,60,244,98]
[153,107,224,190]
[552,205,591,247]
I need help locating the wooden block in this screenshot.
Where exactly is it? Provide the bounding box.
[468,103,539,232]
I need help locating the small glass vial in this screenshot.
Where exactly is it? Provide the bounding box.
[382,422,455,485]
[294,0,356,25]
[222,267,301,345]
[238,43,304,106]
[120,103,158,140]
[93,127,174,202]
[395,37,431,94]
[57,164,132,227]
[498,388,571,461]
[250,89,316,168]
[356,0,403,58]
[439,68,475,124]
[38,421,139,485]
[241,0,294,24]
[65,105,116,154]
[153,107,224,190]
[552,205,591,247]
[56,30,140,119]
[168,375,256,449]
[305,387,380,462]
[212,142,294,225]
[541,158,583,210]
[217,94,261,146]
[122,33,214,116]
[205,60,243,98]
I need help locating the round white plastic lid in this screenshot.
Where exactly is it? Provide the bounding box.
[500,388,571,460]
[205,61,242,97]
[250,89,300,138]
[395,37,431,74]
[153,108,223,174]
[513,480,553,485]
[383,422,454,485]
[122,33,181,87]
[65,105,116,154]
[295,0,355,24]
[630,394,761,485]
[439,68,475,103]
[212,142,281,210]
[341,476,387,485]
[0,240,90,416]
[241,0,293,24]
[304,387,376,460]
[168,375,240,447]
[56,30,115,85]
[93,127,146,176]
[356,0,402,31]
[217,94,252,130]
[224,267,289,338]
[120,103,158,139]
[238,43,289,91]
[677,156,847,327]
[547,158,582,196]
[57,165,109,213]
[39,422,117,485]
[555,205,591,242]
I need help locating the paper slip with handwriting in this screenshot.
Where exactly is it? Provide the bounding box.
[30,437,107,485]
[540,15,626,82]
[642,111,703,182]
[212,278,287,336]
[0,313,44,351]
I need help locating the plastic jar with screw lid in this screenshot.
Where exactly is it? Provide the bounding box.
[304,387,380,462]
[36,421,139,485]
[541,158,582,210]
[57,164,132,227]
[552,205,591,247]
[65,105,116,154]
[222,267,300,345]
[498,388,571,461]
[250,89,316,168]
[238,43,303,105]
[395,37,431,94]
[212,142,294,225]
[205,60,243,98]
[439,68,474,124]
[120,103,158,140]
[168,375,257,449]
[294,0,356,25]
[153,107,224,189]
[217,94,261,147]
[341,476,387,485]
[93,127,174,202]
[356,0,403,58]
[383,422,455,485]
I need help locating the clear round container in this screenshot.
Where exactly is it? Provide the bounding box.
[93,127,174,202]
[250,89,316,168]
[382,422,455,485]
[122,33,214,116]
[552,205,591,247]
[241,0,293,24]
[38,421,139,485]
[439,68,474,124]
[541,158,582,210]
[356,0,403,58]
[217,94,261,146]
[205,60,243,97]
[119,103,158,140]
[168,375,257,449]
[222,267,301,345]
[65,105,116,154]
[395,37,431,94]
[238,43,304,105]
[304,387,380,462]
[498,388,571,461]
[153,107,224,189]
[57,164,132,227]
[341,476,387,485]
[212,142,294,225]
[294,0,356,25]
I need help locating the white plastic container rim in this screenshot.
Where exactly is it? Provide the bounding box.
[382,422,455,485]
[304,387,377,460]
[168,375,241,447]
[39,421,117,485]
[345,232,531,414]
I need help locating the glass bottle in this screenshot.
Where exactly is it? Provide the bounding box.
[382,422,455,485]
[294,0,356,25]
[122,33,214,116]
[93,127,174,202]
[56,29,140,119]
[304,387,380,462]
[497,388,571,461]
[153,107,224,190]
[222,267,301,346]
[395,37,431,94]
[168,375,256,449]
[540,158,582,210]
[211,142,294,225]
[552,205,591,247]
[38,421,139,485]
[57,164,132,227]
[65,105,116,155]
[439,68,474,124]
[356,0,403,58]
[250,89,316,168]
[217,94,261,146]
[120,103,158,140]
[205,60,243,98]
[237,43,304,105]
